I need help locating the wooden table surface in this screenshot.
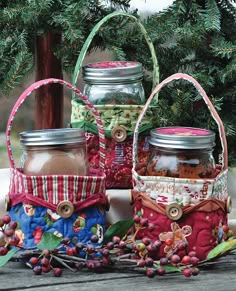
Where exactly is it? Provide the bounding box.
[0,254,235,291]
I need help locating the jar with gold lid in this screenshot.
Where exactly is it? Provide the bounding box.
[146,127,217,179]
[20,128,89,176]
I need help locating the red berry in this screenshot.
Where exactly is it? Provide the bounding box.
[10,221,18,230]
[140,218,148,227]
[118,240,126,249]
[106,242,114,250]
[29,257,38,265]
[142,237,151,245]
[112,236,121,244]
[190,256,199,266]
[4,229,14,237]
[134,215,141,223]
[2,215,11,225]
[66,247,75,256]
[90,234,99,243]
[53,267,62,277]
[191,267,200,276]
[41,257,50,267]
[9,236,20,246]
[222,225,229,233]
[33,266,42,275]
[160,257,169,265]
[181,255,191,265]
[146,269,155,278]
[153,240,162,248]
[188,250,197,257]
[145,257,154,267]
[137,258,146,267]
[171,254,181,264]
[183,267,192,277]
[157,267,165,276]
[147,243,157,252]
[42,265,51,273]
[0,247,8,256]
[177,242,187,251]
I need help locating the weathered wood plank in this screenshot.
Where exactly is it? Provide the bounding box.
[0,254,235,291]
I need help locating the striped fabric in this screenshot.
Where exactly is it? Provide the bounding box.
[9,168,106,206]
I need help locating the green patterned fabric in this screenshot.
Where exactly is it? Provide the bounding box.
[71,100,158,138]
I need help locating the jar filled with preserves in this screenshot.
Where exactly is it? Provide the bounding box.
[146,127,217,179]
[20,128,89,176]
[82,61,145,105]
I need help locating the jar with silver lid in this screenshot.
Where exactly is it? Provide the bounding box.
[146,127,217,179]
[20,128,89,176]
[82,61,145,105]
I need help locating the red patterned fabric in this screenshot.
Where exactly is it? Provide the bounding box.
[86,134,149,189]
[132,191,227,261]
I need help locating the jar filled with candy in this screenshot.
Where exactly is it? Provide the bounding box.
[82,61,145,105]
[146,127,217,179]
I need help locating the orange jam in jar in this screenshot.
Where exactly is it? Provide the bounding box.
[146,127,217,179]
[20,128,89,176]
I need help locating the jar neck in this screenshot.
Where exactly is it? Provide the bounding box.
[152,147,214,154]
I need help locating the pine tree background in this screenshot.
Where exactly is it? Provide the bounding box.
[0,0,235,166]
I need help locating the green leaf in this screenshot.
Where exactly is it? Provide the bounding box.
[37,232,62,251]
[0,248,20,267]
[206,239,236,260]
[103,218,134,244]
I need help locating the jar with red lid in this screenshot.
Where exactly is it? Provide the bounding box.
[20,128,89,176]
[146,127,217,179]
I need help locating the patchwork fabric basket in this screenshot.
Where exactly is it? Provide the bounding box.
[131,73,231,260]
[71,11,159,189]
[5,78,108,249]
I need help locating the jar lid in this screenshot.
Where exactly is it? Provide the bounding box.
[20,128,86,146]
[149,127,215,149]
[82,61,143,84]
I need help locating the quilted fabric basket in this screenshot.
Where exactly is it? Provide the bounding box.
[5,78,108,249]
[131,73,231,260]
[71,11,159,189]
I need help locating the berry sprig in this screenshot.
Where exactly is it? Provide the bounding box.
[0,213,234,279]
[0,215,19,255]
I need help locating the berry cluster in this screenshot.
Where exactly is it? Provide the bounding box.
[0,214,19,255]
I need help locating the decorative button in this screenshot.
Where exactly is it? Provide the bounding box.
[56,201,74,218]
[166,203,183,220]
[111,126,127,142]
[226,196,232,213]
[5,194,11,211]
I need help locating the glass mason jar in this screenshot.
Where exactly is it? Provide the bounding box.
[20,128,89,176]
[146,127,217,179]
[82,61,145,105]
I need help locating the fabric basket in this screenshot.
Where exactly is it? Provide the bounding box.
[131,73,231,260]
[70,11,159,189]
[5,78,108,249]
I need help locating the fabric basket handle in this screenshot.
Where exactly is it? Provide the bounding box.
[6,78,106,169]
[72,11,159,97]
[132,73,228,170]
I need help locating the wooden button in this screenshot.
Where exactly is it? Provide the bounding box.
[111,126,127,142]
[226,196,232,213]
[56,201,74,218]
[166,203,183,220]
[5,194,11,211]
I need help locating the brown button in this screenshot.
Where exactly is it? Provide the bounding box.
[111,126,127,142]
[5,194,11,211]
[226,196,232,213]
[56,201,74,218]
[166,203,183,220]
